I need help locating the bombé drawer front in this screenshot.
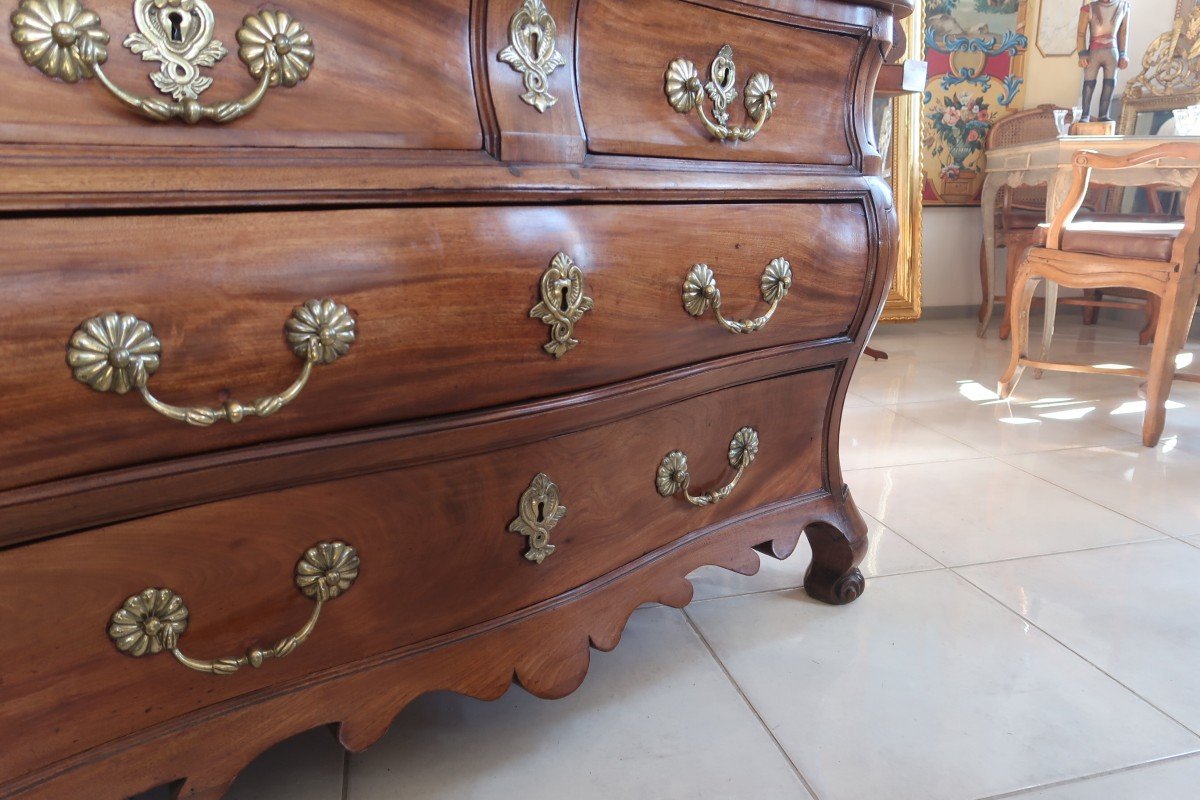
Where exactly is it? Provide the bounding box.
[577,0,868,166]
[0,202,870,491]
[1,0,479,149]
[0,366,833,780]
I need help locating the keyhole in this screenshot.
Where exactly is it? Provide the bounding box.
[559,285,570,312]
[168,11,183,42]
[529,30,540,54]
[536,501,545,523]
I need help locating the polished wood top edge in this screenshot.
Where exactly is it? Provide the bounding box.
[0,338,854,549]
[1,488,834,796]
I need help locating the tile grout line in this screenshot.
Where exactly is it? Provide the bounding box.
[902,535,1175,574]
[678,608,823,800]
[688,563,946,604]
[951,567,1200,741]
[968,751,1200,800]
[859,511,952,570]
[995,451,1196,543]
[691,536,1178,607]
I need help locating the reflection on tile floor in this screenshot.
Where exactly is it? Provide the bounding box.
[131,316,1200,800]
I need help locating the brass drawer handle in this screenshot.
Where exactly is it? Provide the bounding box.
[657,427,759,507]
[67,298,356,427]
[664,45,777,141]
[683,258,792,334]
[108,541,359,676]
[498,0,565,113]
[11,0,313,124]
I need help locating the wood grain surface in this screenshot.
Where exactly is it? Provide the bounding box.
[0,0,481,150]
[0,367,832,781]
[0,201,871,491]
[578,0,867,166]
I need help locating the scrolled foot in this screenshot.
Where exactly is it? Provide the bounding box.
[805,565,866,605]
[802,496,868,605]
[834,567,866,604]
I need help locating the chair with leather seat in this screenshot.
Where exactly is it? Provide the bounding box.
[998,143,1200,447]
[979,105,1141,340]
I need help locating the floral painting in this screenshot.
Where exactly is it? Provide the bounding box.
[922,0,1029,205]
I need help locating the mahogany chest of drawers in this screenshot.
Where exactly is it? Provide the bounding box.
[0,0,910,796]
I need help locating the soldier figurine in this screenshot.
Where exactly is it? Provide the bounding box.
[1077,0,1132,122]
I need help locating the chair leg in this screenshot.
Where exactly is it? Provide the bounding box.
[999,241,1022,341]
[1035,280,1060,380]
[1082,289,1102,325]
[978,237,988,323]
[999,260,1038,399]
[1139,294,1160,346]
[1141,289,1185,447]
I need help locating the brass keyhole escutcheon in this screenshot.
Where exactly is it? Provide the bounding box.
[530,253,594,359]
[509,474,564,564]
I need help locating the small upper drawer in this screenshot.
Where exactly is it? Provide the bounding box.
[577,0,866,166]
[1,0,481,149]
[0,201,870,491]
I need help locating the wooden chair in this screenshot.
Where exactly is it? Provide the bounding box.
[980,105,1065,339]
[998,143,1200,447]
[980,105,1161,341]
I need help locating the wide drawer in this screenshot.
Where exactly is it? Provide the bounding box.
[1,0,480,149]
[577,0,867,166]
[0,202,870,490]
[0,365,833,780]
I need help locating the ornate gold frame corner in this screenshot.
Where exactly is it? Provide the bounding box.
[1118,2,1200,134]
[881,10,923,322]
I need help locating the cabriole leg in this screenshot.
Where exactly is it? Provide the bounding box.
[803,488,868,605]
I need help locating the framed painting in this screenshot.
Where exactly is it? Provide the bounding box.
[1038,0,1080,57]
[922,0,1030,206]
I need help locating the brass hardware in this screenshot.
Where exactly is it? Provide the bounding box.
[67,298,355,426]
[683,258,792,334]
[108,541,359,675]
[664,45,777,141]
[10,0,313,124]
[530,252,594,358]
[508,473,565,564]
[497,0,565,113]
[657,427,759,507]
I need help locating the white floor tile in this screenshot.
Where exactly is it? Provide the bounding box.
[890,396,1133,456]
[843,391,876,408]
[1004,444,1200,538]
[960,540,1200,735]
[347,606,812,800]
[846,458,1163,566]
[686,571,1200,800]
[1005,756,1200,800]
[840,405,981,470]
[849,357,992,405]
[687,513,939,601]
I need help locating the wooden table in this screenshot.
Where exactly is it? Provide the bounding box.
[979,135,1200,344]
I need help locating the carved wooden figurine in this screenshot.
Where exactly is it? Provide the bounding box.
[1078,0,1132,121]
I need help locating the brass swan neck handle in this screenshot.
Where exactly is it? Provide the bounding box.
[67,299,356,427]
[108,541,359,676]
[682,258,793,334]
[11,0,314,125]
[656,427,760,507]
[664,45,778,142]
